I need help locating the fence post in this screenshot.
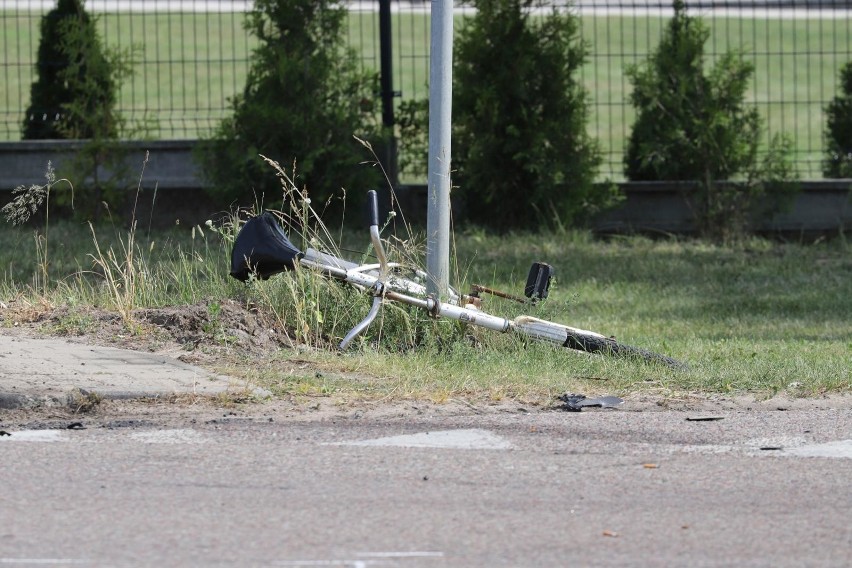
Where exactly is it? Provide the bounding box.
[426,0,453,300]
[379,0,394,129]
[378,0,398,189]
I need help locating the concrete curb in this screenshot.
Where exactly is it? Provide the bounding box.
[0,336,271,410]
[0,388,272,411]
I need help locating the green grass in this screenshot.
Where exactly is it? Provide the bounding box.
[2,10,851,179]
[1,212,849,402]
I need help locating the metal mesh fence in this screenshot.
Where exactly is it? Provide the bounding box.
[575,0,852,180]
[2,1,260,141]
[2,0,852,180]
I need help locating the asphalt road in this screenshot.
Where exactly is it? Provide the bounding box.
[1,403,850,567]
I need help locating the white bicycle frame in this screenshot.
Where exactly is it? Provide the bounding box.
[229,190,682,367]
[298,191,607,352]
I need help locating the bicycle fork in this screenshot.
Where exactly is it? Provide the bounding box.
[338,191,511,350]
[339,190,389,350]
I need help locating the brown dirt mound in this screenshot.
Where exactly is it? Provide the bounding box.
[1,299,292,359]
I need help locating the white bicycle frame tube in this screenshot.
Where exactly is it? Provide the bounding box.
[513,316,606,343]
[298,256,622,355]
[302,249,461,304]
[298,257,511,338]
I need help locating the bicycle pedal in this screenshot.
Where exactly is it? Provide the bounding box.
[525,262,554,301]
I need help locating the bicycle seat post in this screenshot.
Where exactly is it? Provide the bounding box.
[367,190,389,280]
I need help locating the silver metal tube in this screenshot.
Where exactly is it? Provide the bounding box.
[513,316,606,346]
[435,303,511,333]
[426,0,453,300]
[384,291,510,333]
[339,296,383,350]
[298,259,348,281]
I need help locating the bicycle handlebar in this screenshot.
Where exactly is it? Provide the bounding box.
[367,190,380,228]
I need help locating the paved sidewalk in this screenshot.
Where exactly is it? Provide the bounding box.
[0,335,261,409]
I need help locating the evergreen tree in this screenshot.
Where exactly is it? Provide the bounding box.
[23,0,116,140]
[624,0,760,181]
[823,62,852,178]
[198,0,384,213]
[452,0,605,230]
[624,0,797,239]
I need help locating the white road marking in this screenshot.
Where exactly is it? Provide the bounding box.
[744,436,808,449]
[357,552,443,558]
[275,552,443,567]
[0,430,66,442]
[785,439,852,459]
[129,429,205,444]
[0,560,89,565]
[662,437,852,459]
[273,562,370,567]
[333,428,512,450]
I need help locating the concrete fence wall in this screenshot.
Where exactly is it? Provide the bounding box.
[592,181,852,235]
[2,140,202,191]
[0,140,213,226]
[2,140,850,234]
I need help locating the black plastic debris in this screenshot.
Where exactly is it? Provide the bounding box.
[557,393,624,412]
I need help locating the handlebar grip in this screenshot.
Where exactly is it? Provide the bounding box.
[367,190,380,228]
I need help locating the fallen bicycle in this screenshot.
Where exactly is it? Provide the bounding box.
[230,190,685,369]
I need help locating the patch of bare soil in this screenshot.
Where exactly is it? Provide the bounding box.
[0,298,291,369]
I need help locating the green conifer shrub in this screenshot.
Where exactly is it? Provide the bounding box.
[452,0,607,230]
[198,0,385,215]
[624,0,797,240]
[23,0,116,140]
[823,62,852,178]
[22,0,143,219]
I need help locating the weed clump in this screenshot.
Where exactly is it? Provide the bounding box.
[224,153,467,354]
